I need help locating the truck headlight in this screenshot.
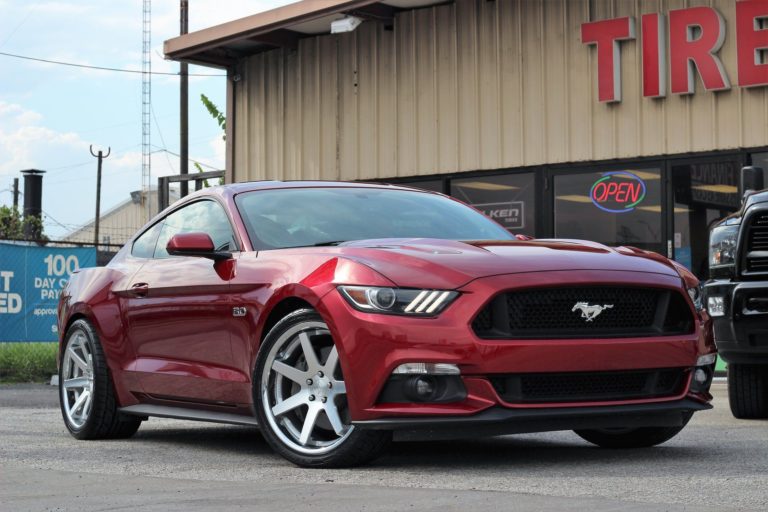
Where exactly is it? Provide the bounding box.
[709,224,739,268]
[338,286,458,316]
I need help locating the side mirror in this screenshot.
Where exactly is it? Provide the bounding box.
[741,166,764,202]
[166,232,232,261]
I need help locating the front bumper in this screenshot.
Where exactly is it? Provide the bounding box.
[354,398,711,441]
[704,279,768,364]
[321,270,714,422]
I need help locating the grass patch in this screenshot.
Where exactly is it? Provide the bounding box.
[0,342,58,383]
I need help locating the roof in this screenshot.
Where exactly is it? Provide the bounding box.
[164,0,450,68]
[192,180,425,197]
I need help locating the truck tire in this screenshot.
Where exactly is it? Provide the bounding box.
[728,364,768,419]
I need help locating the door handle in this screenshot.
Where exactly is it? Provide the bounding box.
[129,282,149,298]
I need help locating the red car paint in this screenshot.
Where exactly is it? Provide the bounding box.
[57,181,715,422]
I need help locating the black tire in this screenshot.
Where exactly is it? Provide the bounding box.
[59,319,142,440]
[253,309,391,467]
[728,364,768,419]
[574,412,692,449]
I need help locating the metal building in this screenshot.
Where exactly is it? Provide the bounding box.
[165,0,768,278]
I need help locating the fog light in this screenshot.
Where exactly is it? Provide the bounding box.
[414,376,436,397]
[694,368,708,385]
[404,375,439,402]
[707,296,725,317]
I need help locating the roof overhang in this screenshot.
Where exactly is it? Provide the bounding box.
[164,0,450,68]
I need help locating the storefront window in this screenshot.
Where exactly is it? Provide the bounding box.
[672,161,740,277]
[450,173,536,236]
[553,169,662,253]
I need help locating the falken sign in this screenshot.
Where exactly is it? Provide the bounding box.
[0,242,96,342]
[581,1,768,102]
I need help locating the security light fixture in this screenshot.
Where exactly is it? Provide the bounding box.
[331,15,363,34]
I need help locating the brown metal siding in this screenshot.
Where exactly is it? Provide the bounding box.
[233,0,768,182]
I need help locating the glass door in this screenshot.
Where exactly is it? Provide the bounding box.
[670,157,743,278]
[550,167,665,255]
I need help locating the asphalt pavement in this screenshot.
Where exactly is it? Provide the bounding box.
[1,381,766,511]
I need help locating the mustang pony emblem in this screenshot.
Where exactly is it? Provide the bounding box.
[572,302,614,322]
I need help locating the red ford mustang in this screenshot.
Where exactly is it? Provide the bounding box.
[57,181,716,467]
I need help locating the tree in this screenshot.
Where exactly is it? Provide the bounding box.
[198,93,226,186]
[0,206,46,241]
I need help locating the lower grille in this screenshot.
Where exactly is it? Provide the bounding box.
[472,286,693,339]
[490,368,688,404]
[490,368,688,403]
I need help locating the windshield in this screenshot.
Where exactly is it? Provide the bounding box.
[235,187,514,250]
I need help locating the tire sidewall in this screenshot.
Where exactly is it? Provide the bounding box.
[59,319,104,439]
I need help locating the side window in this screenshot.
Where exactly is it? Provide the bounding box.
[131,222,162,258]
[154,200,236,259]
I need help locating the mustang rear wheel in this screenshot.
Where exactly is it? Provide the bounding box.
[59,319,142,439]
[254,309,390,467]
[574,412,692,449]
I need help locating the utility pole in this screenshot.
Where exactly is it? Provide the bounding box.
[12,178,19,210]
[90,145,111,249]
[180,0,189,197]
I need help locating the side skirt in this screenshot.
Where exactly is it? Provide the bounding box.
[119,404,259,427]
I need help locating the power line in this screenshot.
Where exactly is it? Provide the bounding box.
[0,51,225,77]
[151,146,221,170]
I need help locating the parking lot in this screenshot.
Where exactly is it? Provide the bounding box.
[1,381,766,511]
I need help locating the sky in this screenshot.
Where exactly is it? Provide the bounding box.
[0,0,298,238]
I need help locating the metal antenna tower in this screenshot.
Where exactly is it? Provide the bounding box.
[141,0,151,220]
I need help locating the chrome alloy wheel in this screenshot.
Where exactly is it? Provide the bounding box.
[261,321,354,455]
[61,329,95,429]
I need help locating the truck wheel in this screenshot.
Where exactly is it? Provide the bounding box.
[59,319,142,439]
[575,413,692,448]
[728,364,768,419]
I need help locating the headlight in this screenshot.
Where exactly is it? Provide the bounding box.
[338,286,459,316]
[709,224,739,268]
[687,285,704,311]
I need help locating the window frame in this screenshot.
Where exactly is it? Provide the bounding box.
[129,197,242,259]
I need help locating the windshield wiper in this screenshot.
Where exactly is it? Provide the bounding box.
[313,240,347,246]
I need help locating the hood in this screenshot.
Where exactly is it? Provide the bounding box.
[336,238,681,289]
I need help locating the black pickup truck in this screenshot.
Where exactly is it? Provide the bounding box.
[705,167,768,419]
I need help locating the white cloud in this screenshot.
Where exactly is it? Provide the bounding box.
[0,102,88,177]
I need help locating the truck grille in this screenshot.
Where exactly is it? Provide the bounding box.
[490,368,688,403]
[472,286,693,339]
[746,213,768,273]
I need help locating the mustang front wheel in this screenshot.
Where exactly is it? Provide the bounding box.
[254,309,390,467]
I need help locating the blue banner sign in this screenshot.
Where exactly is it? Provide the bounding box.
[0,242,97,342]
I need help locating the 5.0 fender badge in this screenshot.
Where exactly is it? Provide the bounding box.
[572,302,613,322]
[232,307,247,317]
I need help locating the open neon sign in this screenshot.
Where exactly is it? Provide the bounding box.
[590,171,647,213]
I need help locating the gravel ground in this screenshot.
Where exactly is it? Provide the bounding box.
[1,381,767,511]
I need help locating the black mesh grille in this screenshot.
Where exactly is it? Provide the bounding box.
[746,213,768,272]
[490,368,688,403]
[473,286,693,339]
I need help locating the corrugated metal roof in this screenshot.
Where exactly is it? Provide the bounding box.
[164,0,451,67]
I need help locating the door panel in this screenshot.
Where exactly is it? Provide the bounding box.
[124,257,239,402]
